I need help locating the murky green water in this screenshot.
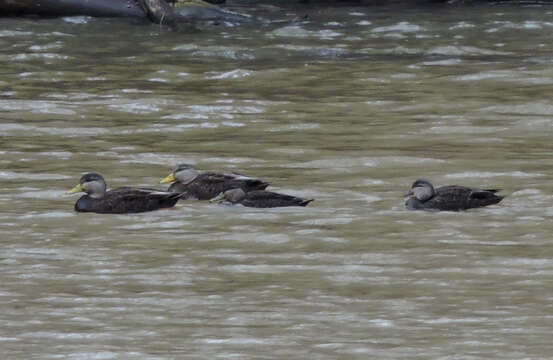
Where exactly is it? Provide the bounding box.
[1,3,553,359]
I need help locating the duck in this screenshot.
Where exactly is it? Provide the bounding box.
[210,188,314,208]
[160,164,269,200]
[67,173,182,214]
[404,179,504,212]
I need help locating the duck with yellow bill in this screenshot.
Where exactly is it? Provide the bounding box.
[68,173,182,214]
[160,164,269,200]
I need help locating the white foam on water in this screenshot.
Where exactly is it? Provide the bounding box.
[11,53,69,61]
[108,102,161,114]
[207,69,252,79]
[268,25,342,39]
[18,190,68,199]
[422,59,462,66]
[427,46,510,56]
[0,30,33,37]
[29,42,63,51]
[147,78,168,83]
[172,43,199,51]
[0,100,75,115]
[189,46,255,60]
[449,22,476,30]
[455,70,515,81]
[221,121,245,127]
[479,102,553,115]
[372,22,424,33]
[427,126,506,134]
[511,189,542,197]
[20,211,74,219]
[385,46,420,55]
[62,16,91,24]
[37,151,72,159]
[0,171,72,180]
[163,113,208,120]
[356,20,372,26]
[445,171,544,179]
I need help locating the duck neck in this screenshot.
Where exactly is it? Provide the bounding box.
[87,180,106,199]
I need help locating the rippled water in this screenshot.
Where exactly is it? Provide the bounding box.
[1,3,553,359]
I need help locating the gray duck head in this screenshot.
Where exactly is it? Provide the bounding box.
[210,188,246,204]
[67,172,107,199]
[405,179,436,201]
[160,163,199,185]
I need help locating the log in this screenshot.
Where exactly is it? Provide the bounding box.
[0,0,146,18]
[0,0,253,25]
[140,0,177,25]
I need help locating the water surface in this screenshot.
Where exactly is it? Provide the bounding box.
[1,4,553,359]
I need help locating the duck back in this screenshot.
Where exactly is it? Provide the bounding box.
[239,190,313,208]
[169,172,268,200]
[413,185,503,211]
[75,187,181,213]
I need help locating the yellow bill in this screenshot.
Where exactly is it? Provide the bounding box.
[160,172,176,184]
[67,183,83,194]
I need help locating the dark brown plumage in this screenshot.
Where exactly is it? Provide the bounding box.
[212,188,314,208]
[161,164,269,200]
[405,179,504,211]
[69,173,182,214]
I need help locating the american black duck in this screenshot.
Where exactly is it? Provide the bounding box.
[160,164,269,200]
[404,179,504,212]
[68,173,182,214]
[210,188,314,208]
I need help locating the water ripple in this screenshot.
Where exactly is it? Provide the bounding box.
[372,22,424,33]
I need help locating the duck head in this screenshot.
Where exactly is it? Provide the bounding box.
[67,173,107,199]
[160,163,199,185]
[210,188,246,204]
[404,179,436,201]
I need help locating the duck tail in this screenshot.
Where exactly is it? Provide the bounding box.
[484,195,503,207]
[257,181,270,190]
[300,199,314,207]
[482,193,504,206]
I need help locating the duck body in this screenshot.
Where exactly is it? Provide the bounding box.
[74,187,182,214]
[69,173,182,214]
[212,188,313,208]
[405,179,503,212]
[161,164,268,200]
[168,172,269,200]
